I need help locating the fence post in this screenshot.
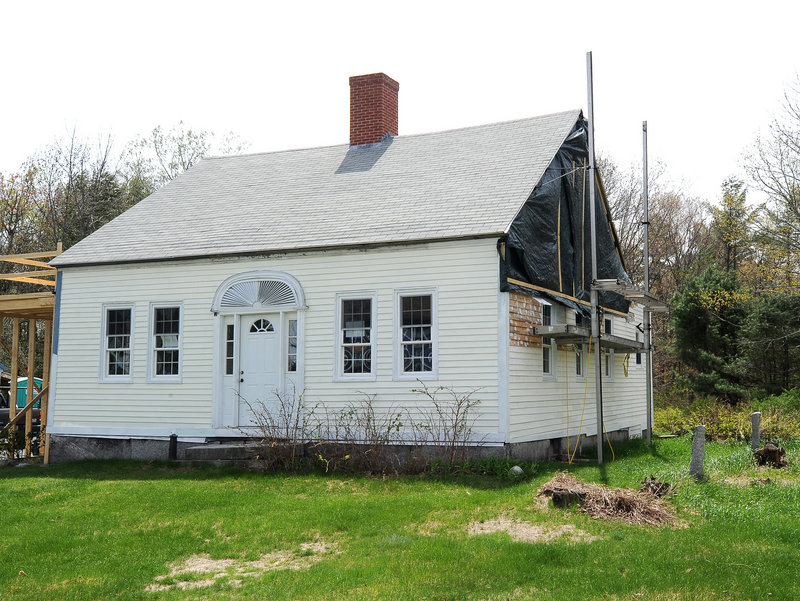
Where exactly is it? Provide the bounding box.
[751,412,761,451]
[689,425,705,479]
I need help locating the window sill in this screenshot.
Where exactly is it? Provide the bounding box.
[394,371,438,382]
[99,376,134,384]
[333,373,377,383]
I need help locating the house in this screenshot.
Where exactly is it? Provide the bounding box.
[47,73,647,462]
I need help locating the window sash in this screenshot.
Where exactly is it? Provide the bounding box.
[152,305,181,379]
[401,295,432,373]
[287,319,298,372]
[225,324,235,375]
[105,308,131,378]
[340,298,373,375]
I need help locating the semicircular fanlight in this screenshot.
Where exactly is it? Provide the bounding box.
[220,279,298,309]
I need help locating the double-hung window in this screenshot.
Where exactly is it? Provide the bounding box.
[603,316,614,381]
[150,304,182,381]
[575,344,586,379]
[102,306,133,381]
[336,294,376,380]
[395,290,437,379]
[541,301,556,379]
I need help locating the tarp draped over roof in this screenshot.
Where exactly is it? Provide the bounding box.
[500,117,630,314]
[52,111,582,268]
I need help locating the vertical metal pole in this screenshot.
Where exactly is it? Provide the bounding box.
[587,51,603,464]
[643,121,653,446]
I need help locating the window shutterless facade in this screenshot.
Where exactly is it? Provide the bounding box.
[394,289,437,380]
[335,293,377,380]
[149,304,182,381]
[101,305,133,381]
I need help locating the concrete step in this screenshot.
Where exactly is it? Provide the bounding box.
[183,442,260,461]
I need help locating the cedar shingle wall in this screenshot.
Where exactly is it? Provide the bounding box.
[509,292,542,347]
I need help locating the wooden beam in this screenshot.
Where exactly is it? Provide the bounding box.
[0,250,61,261]
[0,293,55,319]
[1,276,56,287]
[42,320,52,465]
[506,278,630,318]
[0,270,57,282]
[26,319,36,457]
[9,318,19,423]
[0,258,53,269]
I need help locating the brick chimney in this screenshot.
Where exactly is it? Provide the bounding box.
[349,73,399,146]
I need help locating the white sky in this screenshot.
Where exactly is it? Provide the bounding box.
[2,1,798,205]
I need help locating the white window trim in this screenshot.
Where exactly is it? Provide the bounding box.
[147,302,183,383]
[603,315,615,381]
[539,299,557,381]
[604,348,615,381]
[393,288,439,381]
[99,303,135,383]
[575,343,587,381]
[634,330,644,368]
[334,291,377,382]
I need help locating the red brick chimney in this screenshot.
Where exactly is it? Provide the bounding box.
[349,73,399,146]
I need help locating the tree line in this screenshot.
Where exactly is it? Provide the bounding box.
[0,123,246,293]
[603,78,800,402]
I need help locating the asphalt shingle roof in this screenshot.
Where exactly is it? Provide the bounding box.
[52,109,581,267]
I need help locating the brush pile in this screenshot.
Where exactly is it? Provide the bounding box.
[539,473,677,526]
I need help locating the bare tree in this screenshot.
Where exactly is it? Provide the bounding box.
[120,122,248,196]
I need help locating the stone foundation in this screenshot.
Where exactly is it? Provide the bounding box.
[49,427,631,464]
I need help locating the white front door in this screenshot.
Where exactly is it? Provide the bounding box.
[238,315,281,427]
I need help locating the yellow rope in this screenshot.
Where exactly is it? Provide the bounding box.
[622,353,630,377]
[569,343,590,464]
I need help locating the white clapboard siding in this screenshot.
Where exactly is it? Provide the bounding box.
[507,303,647,443]
[51,239,501,438]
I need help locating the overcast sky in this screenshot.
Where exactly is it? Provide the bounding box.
[2,1,798,205]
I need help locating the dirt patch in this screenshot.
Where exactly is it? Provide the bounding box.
[539,473,678,526]
[145,539,338,593]
[467,515,599,544]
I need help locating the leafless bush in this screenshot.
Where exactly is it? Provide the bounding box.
[239,386,308,470]
[310,394,405,474]
[240,384,483,473]
[411,382,483,465]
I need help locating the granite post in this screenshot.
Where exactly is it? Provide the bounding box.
[751,412,761,451]
[689,425,705,479]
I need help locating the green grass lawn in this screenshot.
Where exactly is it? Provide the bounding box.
[2,437,799,601]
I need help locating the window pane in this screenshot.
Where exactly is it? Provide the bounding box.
[542,305,552,326]
[153,306,180,377]
[542,346,550,374]
[287,319,297,372]
[155,307,180,335]
[225,324,235,375]
[400,295,432,373]
[156,350,180,375]
[344,345,371,374]
[106,308,131,376]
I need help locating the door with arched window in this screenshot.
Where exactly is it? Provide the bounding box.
[212,271,305,429]
[239,316,280,426]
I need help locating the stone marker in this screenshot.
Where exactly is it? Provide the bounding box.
[689,425,705,479]
[751,412,761,452]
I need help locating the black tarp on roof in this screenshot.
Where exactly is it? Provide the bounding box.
[500,114,630,315]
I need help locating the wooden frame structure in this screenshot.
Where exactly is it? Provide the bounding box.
[0,246,60,463]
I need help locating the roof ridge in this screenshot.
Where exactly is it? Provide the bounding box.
[204,109,582,161]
